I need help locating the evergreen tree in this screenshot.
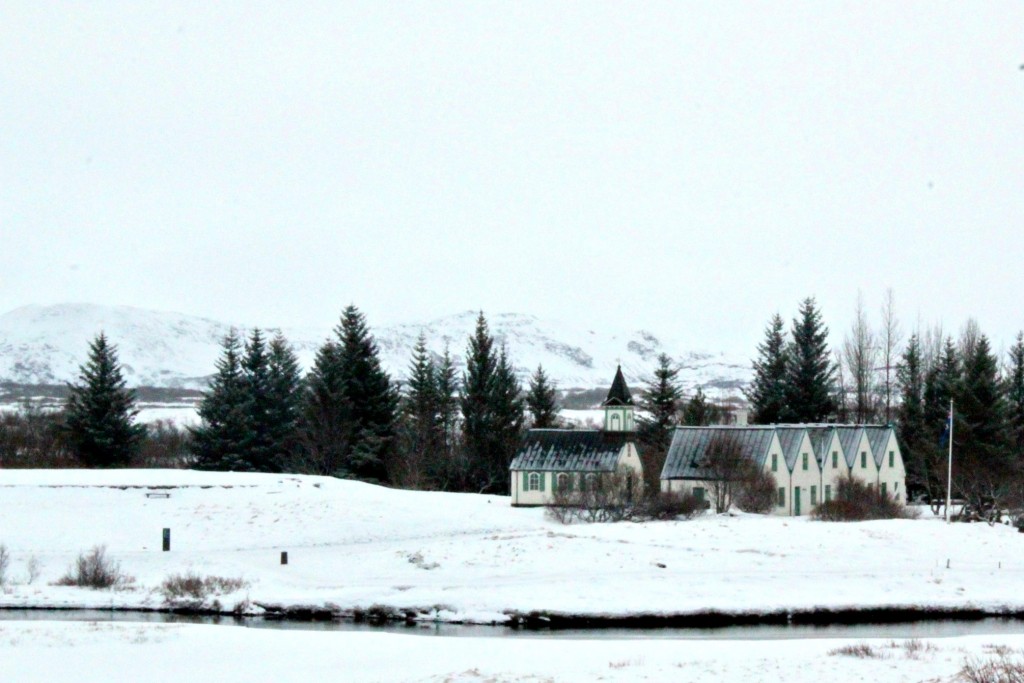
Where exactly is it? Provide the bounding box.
[397,333,439,488]
[433,343,461,487]
[1007,332,1024,454]
[298,340,353,476]
[746,314,789,424]
[334,305,399,483]
[266,333,303,471]
[525,364,559,429]
[191,330,251,471]
[955,334,1009,467]
[240,328,276,472]
[63,333,146,467]
[896,334,927,494]
[682,387,719,426]
[490,345,525,491]
[637,353,682,493]
[783,298,836,423]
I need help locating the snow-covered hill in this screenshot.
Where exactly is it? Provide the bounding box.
[0,304,750,396]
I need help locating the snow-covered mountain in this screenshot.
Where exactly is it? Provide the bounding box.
[0,304,751,397]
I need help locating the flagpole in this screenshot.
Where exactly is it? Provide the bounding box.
[945,399,953,523]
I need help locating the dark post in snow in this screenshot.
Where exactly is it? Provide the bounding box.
[163,528,171,552]
[280,551,288,565]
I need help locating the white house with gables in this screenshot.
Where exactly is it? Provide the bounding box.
[660,424,906,516]
[509,367,643,506]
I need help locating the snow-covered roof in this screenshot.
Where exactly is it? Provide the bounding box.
[661,426,777,480]
[510,429,631,472]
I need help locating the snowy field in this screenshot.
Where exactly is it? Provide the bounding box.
[1,469,1024,622]
[4,621,1024,682]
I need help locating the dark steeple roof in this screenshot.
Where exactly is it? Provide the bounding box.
[602,365,634,407]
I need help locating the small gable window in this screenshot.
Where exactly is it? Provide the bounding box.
[861,452,867,469]
[771,453,778,472]
[889,450,894,468]
[832,451,838,468]
[802,453,808,471]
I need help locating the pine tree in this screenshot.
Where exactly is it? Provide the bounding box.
[397,333,439,488]
[489,345,525,492]
[191,330,251,471]
[334,305,399,483]
[746,314,788,424]
[956,334,1009,466]
[783,298,836,423]
[266,333,303,471]
[1007,332,1024,454]
[525,365,559,429]
[896,334,927,494]
[682,387,719,426]
[298,340,353,476]
[461,313,497,492]
[433,343,461,488]
[637,353,682,493]
[240,328,276,472]
[63,333,146,467]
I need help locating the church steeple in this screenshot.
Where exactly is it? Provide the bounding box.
[602,365,635,432]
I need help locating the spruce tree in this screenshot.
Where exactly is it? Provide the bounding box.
[746,314,788,424]
[525,364,559,429]
[896,334,927,494]
[240,328,276,472]
[298,340,353,476]
[783,298,836,423]
[63,333,146,467]
[956,334,1009,467]
[398,333,439,488]
[433,343,461,487]
[1007,332,1024,454]
[266,333,303,471]
[191,330,251,471]
[334,305,399,483]
[682,387,719,426]
[637,353,682,493]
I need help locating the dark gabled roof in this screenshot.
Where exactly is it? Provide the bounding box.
[835,426,867,468]
[661,426,777,480]
[510,429,631,472]
[602,365,634,407]
[864,425,895,466]
[805,426,837,465]
[774,426,807,472]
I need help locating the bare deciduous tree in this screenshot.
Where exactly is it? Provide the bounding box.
[842,292,878,424]
[879,289,903,424]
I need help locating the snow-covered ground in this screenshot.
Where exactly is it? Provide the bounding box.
[1,469,1023,621]
[2,620,1023,682]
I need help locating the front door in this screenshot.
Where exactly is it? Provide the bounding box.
[794,486,801,516]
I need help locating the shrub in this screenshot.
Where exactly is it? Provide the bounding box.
[55,546,133,589]
[160,572,248,602]
[637,492,705,521]
[813,477,916,522]
[25,555,40,585]
[545,466,641,524]
[829,643,882,658]
[734,468,778,514]
[958,652,1024,683]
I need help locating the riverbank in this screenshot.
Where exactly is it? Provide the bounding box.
[1,469,1023,624]
[3,619,1023,682]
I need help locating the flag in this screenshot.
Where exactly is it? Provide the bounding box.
[939,408,953,446]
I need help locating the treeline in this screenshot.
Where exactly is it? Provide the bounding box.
[747,292,1024,516]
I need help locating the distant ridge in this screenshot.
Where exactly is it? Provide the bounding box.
[0,304,750,396]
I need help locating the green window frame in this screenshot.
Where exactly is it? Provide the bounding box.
[811,485,817,505]
[889,451,894,468]
[777,487,785,507]
[861,452,867,468]
[880,482,887,496]
[825,484,831,502]
[832,451,838,468]
[693,487,705,502]
[527,472,540,491]
[771,453,778,472]
[802,453,808,470]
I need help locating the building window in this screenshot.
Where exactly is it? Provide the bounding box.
[585,474,598,491]
[802,453,808,470]
[528,473,540,491]
[894,481,899,491]
[832,451,838,468]
[693,487,705,502]
[880,482,887,496]
[777,487,785,507]
[811,485,817,505]
[861,452,867,468]
[556,473,569,491]
[889,451,895,468]
[771,453,778,472]
[825,484,831,502]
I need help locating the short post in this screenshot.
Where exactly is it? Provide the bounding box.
[163,528,171,552]
[280,551,288,565]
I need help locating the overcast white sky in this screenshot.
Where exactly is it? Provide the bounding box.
[2,2,1023,356]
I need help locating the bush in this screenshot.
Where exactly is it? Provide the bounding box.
[813,477,916,522]
[545,466,642,524]
[55,546,133,589]
[637,492,705,521]
[734,468,778,514]
[160,572,248,602]
[958,652,1024,683]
